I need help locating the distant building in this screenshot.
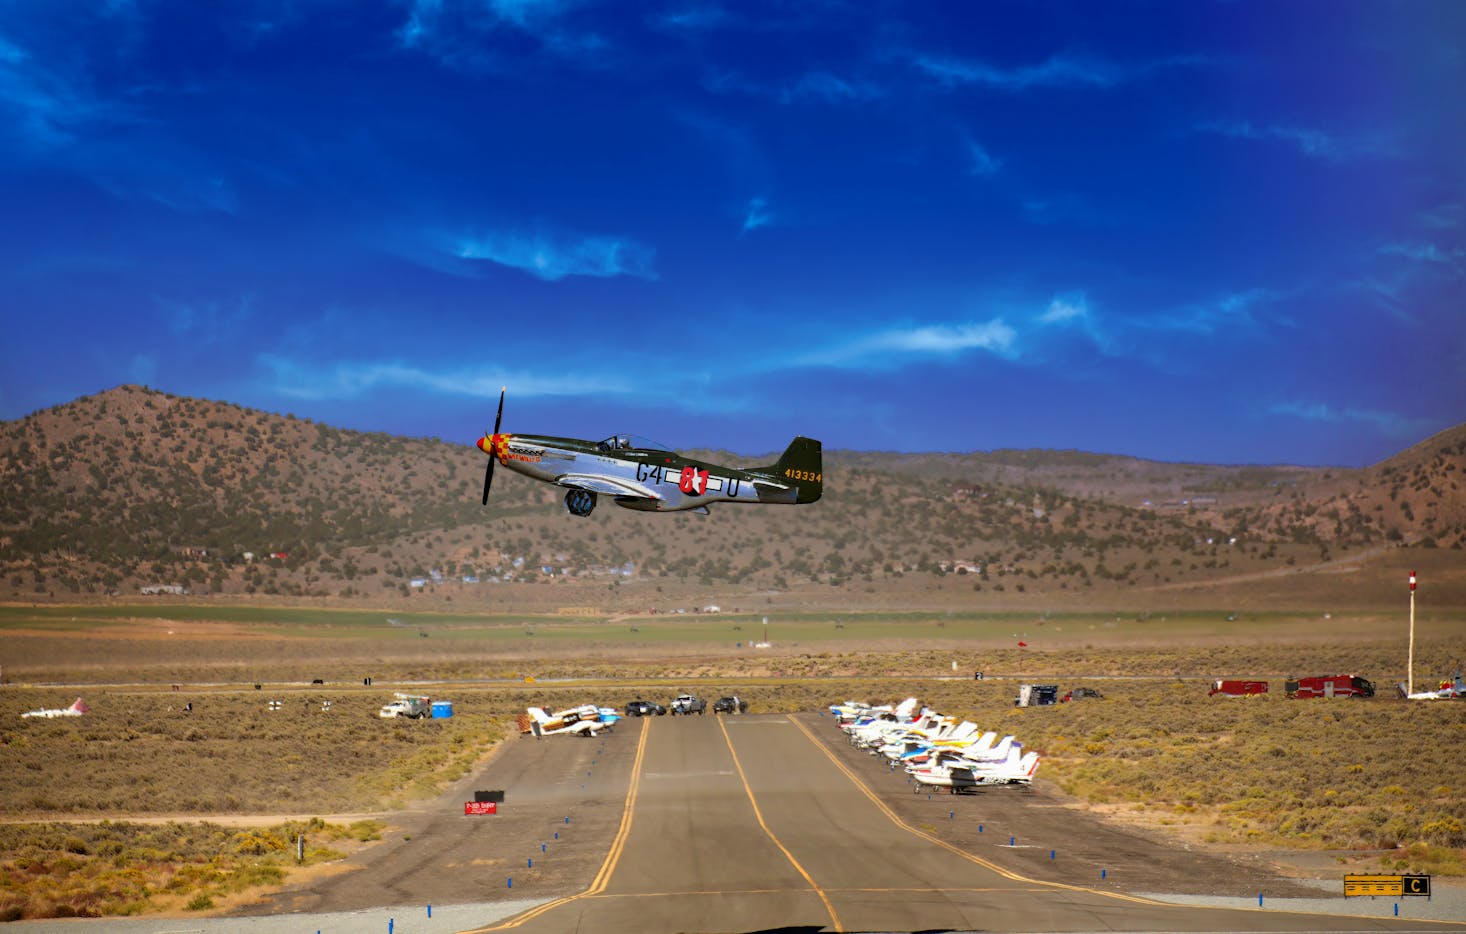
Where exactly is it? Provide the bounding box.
[140,585,189,596]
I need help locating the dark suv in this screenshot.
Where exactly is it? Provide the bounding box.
[625,699,666,716]
[713,696,748,714]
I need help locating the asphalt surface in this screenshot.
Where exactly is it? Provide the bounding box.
[13,712,1463,933]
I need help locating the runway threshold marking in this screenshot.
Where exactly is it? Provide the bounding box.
[457,715,652,933]
[718,714,845,933]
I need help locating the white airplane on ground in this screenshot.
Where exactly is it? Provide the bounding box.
[525,704,609,737]
[909,746,1041,792]
[21,697,89,719]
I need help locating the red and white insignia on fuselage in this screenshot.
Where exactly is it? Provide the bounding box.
[679,466,710,496]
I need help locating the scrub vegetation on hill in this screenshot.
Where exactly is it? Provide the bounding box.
[2,385,1463,608]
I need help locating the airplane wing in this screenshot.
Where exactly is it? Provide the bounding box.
[555,474,662,501]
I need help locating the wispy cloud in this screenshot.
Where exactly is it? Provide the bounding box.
[741,196,772,234]
[913,52,1202,92]
[0,31,126,150]
[702,68,884,105]
[1035,292,1117,355]
[964,134,1000,176]
[397,0,607,67]
[454,228,657,281]
[796,320,1018,369]
[259,355,630,402]
[647,5,730,33]
[1194,120,1393,163]
[1380,241,1465,274]
[1155,287,1283,335]
[781,70,884,104]
[1269,401,1424,437]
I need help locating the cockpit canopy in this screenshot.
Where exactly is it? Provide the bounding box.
[598,434,673,453]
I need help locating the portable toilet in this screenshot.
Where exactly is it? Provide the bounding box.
[431,700,454,718]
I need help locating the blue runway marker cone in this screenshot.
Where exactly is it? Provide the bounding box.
[388,919,394,934]
[427,904,432,918]
[1010,836,1015,846]
[949,811,954,819]
[1101,869,1106,880]
[554,831,559,840]
[1050,850,1055,860]
[978,824,983,833]
[508,877,513,888]
[1258,893,1263,907]
[541,843,546,853]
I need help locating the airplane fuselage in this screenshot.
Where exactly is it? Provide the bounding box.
[491,434,805,513]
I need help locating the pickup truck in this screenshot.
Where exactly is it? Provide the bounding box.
[378,694,431,719]
[625,699,666,717]
[713,696,748,714]
[669,694,706,715]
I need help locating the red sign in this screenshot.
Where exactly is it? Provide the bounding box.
[1410,571,1417,592]
[464,801,498,815]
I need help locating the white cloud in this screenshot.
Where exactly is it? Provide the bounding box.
[1038,294,1086,325]
[798,320,1018,368]
[259,356,629,401]
[1380,241,1464,274]
[1269,401,1423,436]
[741,196,772,234]
[964,136,1000,176]
[1156,287,1282,335]
[915,53,1123,91]
[455,228,657,281]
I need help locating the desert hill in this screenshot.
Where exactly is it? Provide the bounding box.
[1,385,1462,611]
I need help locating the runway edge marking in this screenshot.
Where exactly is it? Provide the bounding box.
[789,714,1466,927]
[457,716,651,933]
[787,713,1169,907]
[719,714,845,933]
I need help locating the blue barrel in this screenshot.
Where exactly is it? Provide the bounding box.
[431,701,453,718]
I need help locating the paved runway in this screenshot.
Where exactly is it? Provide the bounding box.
[462,714,1457,933]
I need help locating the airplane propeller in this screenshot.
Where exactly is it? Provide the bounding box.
[481,386,506,506]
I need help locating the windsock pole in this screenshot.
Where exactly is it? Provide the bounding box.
[1408,570,1417,697]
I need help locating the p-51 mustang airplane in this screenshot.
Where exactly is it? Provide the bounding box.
[476,389,822,517]
[21,697,89,719]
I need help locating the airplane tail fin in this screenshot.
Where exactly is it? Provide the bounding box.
[71,698,89,714]
[527,707,550,723]
[763,436,822,504]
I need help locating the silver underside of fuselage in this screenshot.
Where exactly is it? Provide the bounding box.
[498,443,791,512]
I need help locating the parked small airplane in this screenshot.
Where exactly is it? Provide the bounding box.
[21,697,89,719]
[476,389,822,517]
[908,746,1040,792]
[525,704,611,737]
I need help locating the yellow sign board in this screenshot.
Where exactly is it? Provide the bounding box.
[1344,874,1431,897]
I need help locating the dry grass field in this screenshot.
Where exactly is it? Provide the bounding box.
[1,605,1463,919]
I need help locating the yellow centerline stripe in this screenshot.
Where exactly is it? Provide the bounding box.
[718,714,844,933]
[459,716,651,933]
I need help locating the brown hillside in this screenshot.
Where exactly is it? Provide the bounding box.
[2,386,1463,611]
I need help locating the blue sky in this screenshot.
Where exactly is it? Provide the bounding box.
[2,1,1463,466]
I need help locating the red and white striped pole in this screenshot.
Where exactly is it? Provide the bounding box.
[1408,570,1417,696]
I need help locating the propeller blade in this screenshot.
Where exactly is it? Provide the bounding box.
[481,386,506,507]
